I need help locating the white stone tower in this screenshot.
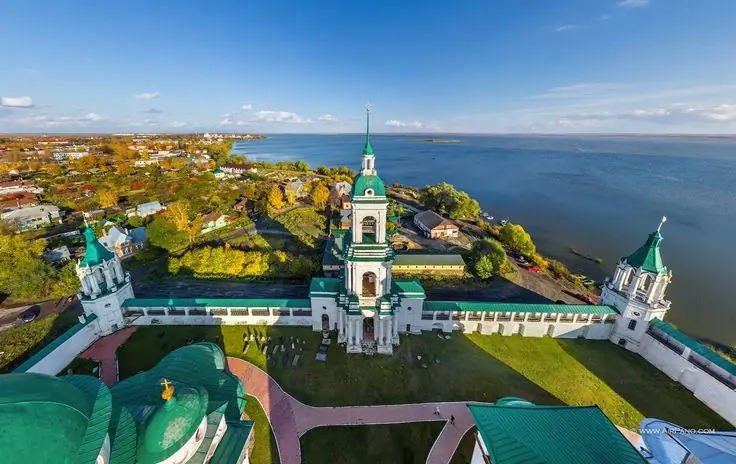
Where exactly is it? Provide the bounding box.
[76,227,135,335]
[601,217,672,352]
[342,106,397,354]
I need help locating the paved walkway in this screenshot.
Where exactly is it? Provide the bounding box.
[226,357,479,464]
[79,327,136,386]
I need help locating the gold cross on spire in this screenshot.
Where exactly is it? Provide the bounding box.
[366,102,371,113]
[657,215,667,232]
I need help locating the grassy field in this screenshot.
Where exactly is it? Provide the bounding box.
[117,325,730,431]
[244,395,280,464]
[301,422,445,464]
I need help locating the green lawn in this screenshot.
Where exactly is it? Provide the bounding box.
[116,326,730,432]
[301,422,445,464]
[245,395,280,464]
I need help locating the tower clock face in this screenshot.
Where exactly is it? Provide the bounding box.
[632,311,641,317]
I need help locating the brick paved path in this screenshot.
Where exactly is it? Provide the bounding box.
[226,357,479,464]
[79,327,136,386]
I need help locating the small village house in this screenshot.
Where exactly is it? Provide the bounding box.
[1,204,61,232]
[413,210,460,239]
[200,211,229,234]
[99,225,147,258]
[126,201,165,218]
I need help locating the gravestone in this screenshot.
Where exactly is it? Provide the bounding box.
[291,354,300,366]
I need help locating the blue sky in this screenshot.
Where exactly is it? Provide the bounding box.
[1,0,736,134]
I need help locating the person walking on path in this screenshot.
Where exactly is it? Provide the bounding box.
[450,414,455,425]
[434,406,441,416]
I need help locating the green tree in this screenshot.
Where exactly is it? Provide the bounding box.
[419,182,480,219]
[311,183,330,210]
[294,160,310,172]
[469,238,507,279]
[147,217,189,251]
[499,223,536,256]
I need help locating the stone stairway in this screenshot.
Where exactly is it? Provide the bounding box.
[361,340,377,355]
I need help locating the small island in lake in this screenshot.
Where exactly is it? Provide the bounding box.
[410,138,461,143]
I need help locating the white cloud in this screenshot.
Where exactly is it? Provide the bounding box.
[556,102,736,127]
[241,104,253,111]
[252,110,311,124]
[5,112,109,127]
[1,96,34,108]
[134,92,160,100]
[556,24,577,32]
[385,119,424,129]
[219,117,250,126]
[318,114,338,123]
[140,108,163,114]
[619,0,649,7]
[170,121,187,128]
[600,14,613,21]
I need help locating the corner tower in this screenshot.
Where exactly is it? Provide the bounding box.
[601,217,673,351]
[76,227,135,335]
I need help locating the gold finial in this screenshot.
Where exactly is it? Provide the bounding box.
[366,102,372,113]
[657,216,667,232]
[161,378,175,401]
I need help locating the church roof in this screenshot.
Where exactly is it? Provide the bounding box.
[0,373,112,464]
[4,342,252,464]
[352,174,386,197]
[468,399,646,464]
[80,226,115,267]
[625,230,667,274]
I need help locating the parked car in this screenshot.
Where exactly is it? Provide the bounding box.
[18,306,41,323]
[555,300,567,304]
[527,265,541,273]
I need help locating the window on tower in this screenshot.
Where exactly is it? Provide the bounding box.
[361,216,377,243]
[628,319,637,331]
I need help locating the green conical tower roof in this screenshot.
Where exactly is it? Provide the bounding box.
[625,219,667,274]
[80,227,114,267]
[362,105,374,156]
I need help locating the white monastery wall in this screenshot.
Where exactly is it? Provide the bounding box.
[639,334,736,427]
[24,317,101,375]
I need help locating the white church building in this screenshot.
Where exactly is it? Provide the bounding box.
[13,109,736,427]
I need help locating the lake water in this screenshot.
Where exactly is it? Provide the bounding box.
[232,134,736,345]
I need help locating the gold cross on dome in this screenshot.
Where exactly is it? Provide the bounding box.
[366,102,372,113]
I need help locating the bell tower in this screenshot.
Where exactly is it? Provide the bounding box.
[76,227,135,335]
[601,217,673,352]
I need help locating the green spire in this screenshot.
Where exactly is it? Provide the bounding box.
[80,227,114,267]
[362,104,374,156]
[625,217,667,274]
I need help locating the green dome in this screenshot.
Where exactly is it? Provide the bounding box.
[0,374,94,464]
[352,174,386,197]
[137,385,208,463]
[80,227,114,267]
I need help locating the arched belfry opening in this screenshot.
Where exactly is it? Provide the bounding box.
[362,271,377,297]
[361,216,377,243]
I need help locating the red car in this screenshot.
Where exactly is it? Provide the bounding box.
[527,265,541,273]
